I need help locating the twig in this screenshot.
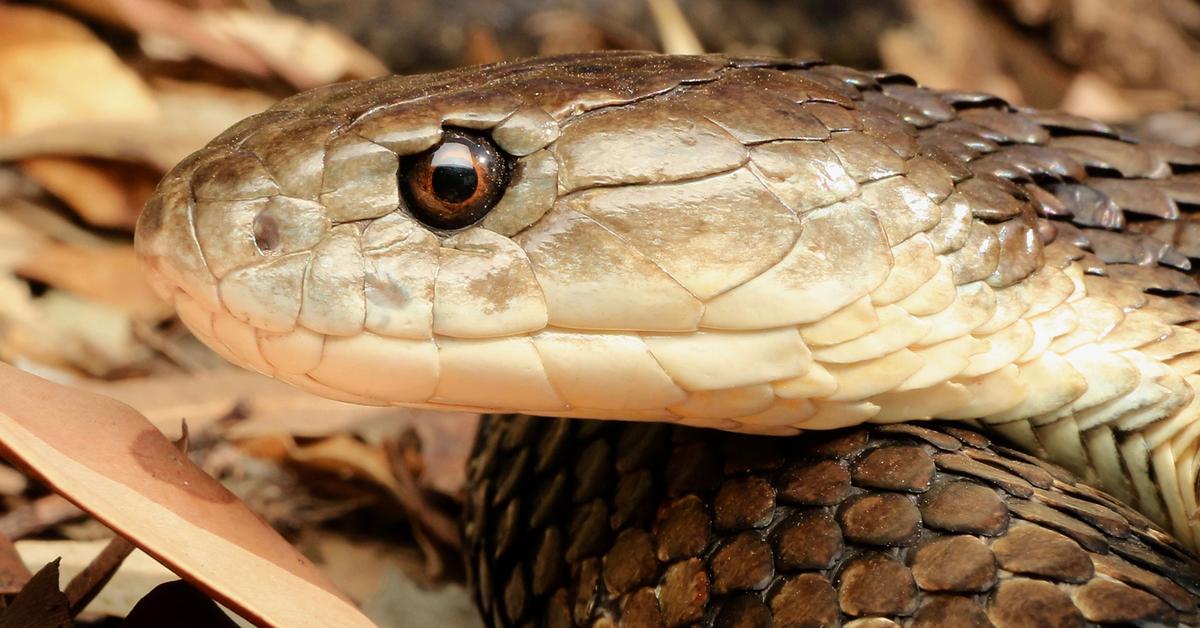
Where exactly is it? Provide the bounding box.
[131,320,208,373]
[383,437,461,552]
[63,535,136,615]
[646,0,704,54]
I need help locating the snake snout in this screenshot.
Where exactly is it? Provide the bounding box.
[133,107,569,410]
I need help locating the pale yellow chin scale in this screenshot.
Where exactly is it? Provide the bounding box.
[161,247,1196,444]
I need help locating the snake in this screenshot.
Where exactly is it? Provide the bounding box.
[135,52,1200,625]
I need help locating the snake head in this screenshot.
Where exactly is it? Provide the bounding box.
[136,52,1042,432]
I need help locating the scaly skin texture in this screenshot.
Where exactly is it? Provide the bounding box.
[135,52,1200,548]
[465,416,1200,627]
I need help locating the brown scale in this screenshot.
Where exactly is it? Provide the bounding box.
[836,60,1200,295]
[790,59,1200,542]
[464,416,1200,627]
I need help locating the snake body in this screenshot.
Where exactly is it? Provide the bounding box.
[136,52,1200,559]
[469,415,1200,626]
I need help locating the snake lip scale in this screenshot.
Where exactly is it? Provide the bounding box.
[136,51,1200,623]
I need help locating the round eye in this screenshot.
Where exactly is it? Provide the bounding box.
[401,129,511,229]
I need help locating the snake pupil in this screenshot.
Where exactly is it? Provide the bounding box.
[401,129,511,230]
[430,143,480,204]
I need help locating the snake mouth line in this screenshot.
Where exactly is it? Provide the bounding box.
[155,272,809,430]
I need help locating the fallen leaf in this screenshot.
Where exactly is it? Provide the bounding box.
[56,0,387,89]
[195,10,389,88]
[1057,71,1181,122]
[0,460,28,496]
[0,362,373,626]
[86,0,273,79]
[72,368,481,494]
[0,559,71,628]
[0,6,157,136]
[0,281,147,378]
[0,535,32,595]
[17,242,169,322]
[122,580,240,628]
[0,80,274,171]
[74,369,395,438]
[384,435,461,548]
[0,494,85,540]
[26,290,151,376]
[880,0,1024,104]
[0,198,168,370]
[300,532,420,605]
[285,433,461,566]
[19,158,157,231]
[17,539,174,619]
[2,197,109,249]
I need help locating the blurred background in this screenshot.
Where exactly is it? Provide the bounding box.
[0,0,1197,625]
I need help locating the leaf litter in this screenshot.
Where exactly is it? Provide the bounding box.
[0,0,1195,626]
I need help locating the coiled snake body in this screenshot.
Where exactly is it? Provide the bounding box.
[136,52,1200,625]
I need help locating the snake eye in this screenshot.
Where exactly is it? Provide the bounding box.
[401,129,511,230]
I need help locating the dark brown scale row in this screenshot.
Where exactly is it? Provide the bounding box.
[463,416,1200,627]
[801,56,1200,308]
[814,59,1200,297]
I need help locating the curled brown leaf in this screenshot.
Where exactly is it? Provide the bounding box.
[0,362,373,627]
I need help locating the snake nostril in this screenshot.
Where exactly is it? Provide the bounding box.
[253,212,282,254]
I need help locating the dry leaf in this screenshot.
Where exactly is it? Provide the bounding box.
[0,463,27,496]
[17,242,169,322]
[0,362,373,626]
[0,535,32,595]
[123,580,240,627]
[0,6,157,136]
[19,158,157,231]
[295,531,480,628]
[76,369,398,438]
[195,10,389,89]
[23,291,150,376]
[71,367,480,494]
[1058,71,1181,122]
[287,435,396,489]
[0,80,274,171]
[2,198,109,249]
[880,0,1024,104]
[0,559,71,628]
[0,273,148,377]
[63,535,137,615]
[57,0,387,89]
[0,494,85,540]
[18,539,163,619]
[101,0,274,79]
